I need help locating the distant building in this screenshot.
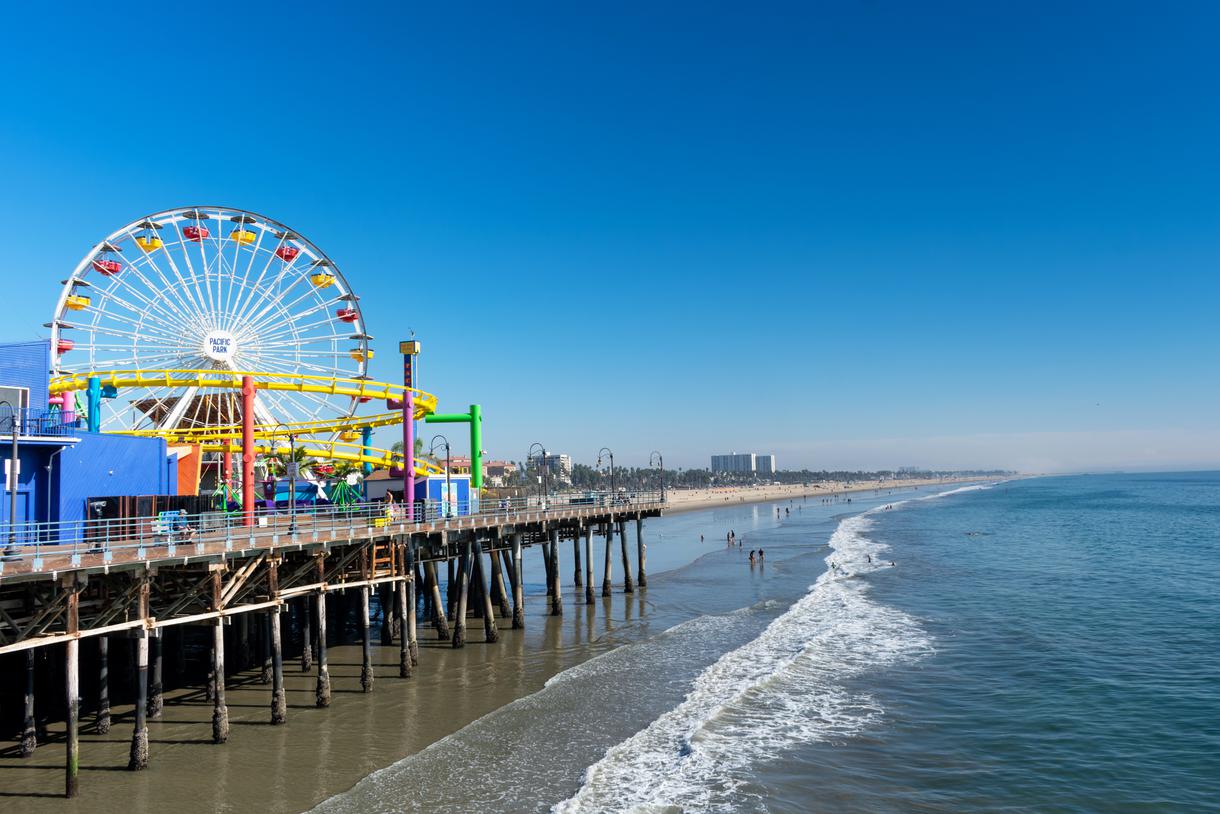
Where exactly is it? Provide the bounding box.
[484,460,517,487]
[529,453,572,483]
[711,453,756,474]
[756,455,776,476]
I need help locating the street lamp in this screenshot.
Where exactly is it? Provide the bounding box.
[650,450,665,503]
[597,447,615,506]
[430,435,452,518]
[528,442,548,509]
[1,400,17,558]
[273,423,297,535]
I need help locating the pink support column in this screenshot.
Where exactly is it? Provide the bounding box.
[241,376,255,527]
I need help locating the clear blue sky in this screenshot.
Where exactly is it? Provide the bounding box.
[2,2,1218,473]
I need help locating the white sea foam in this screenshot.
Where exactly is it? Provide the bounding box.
[552,509,935,814]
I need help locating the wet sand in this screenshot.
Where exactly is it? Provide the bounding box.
[663,476,991,514]
[0,583,667,812]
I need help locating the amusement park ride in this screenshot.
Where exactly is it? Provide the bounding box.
[45,206,449,509]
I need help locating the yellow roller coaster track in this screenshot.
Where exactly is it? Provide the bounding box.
[48,369,442,477]
[119,411,405,441]
[49,369,438,419]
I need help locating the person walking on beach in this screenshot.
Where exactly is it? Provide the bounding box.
[758,548,765,562]
[749,550,756,565]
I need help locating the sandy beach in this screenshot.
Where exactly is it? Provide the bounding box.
[663,476,996,514]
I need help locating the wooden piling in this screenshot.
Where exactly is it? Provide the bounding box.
[315,588,331,707]
[542,538,554,600]
[361,584,374,692]
[572,529,583,589]
[260,613,272,684]
[300,595,313,672]
[619,520,635,593]
[397,569,413,678]
[407,540,419,665]
[65,579,80,798]
[269,558,286,725]
[490,544,510,618]
[602,523,614,597]
[379,584,395,646]
[95,637,111,734]
[425,561,450,640]
[148,629,163,719]
[210,570,229,743]
[474,546,499,642]
[511,533,525,629]
[21,649,37,756]
[452,540,473,648]
[270,607,286,724]
[636,516,648,588]
[130,576,151,766]
[549,528,563,616]
[584,526,595,605]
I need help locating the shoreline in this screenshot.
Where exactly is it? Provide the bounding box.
[661,476,1000,515]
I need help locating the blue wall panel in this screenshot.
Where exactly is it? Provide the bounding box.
[0,340,51,407]
[56,433,172,525]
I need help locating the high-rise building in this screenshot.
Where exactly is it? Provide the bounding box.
[529,453,573,482]
[711,453,756,473]
[755,454,776,475]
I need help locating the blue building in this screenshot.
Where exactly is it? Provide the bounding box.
[0,340,177,533]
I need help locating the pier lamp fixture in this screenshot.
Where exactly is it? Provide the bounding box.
[529,443,548,509]
[1,400,17,558]
[650,450,665,503]
[430,435,453,518]
[272,423,298,535]
[597,447,615,506]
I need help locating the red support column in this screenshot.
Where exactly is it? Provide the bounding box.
[241,376,255,527]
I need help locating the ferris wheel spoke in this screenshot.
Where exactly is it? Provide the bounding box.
[162,219,214,319]
[242,287,336,341]
[122,230,208,328]
[115,228,209,331]
[227,232,294,330]
[224,223,270,330]
[249,353,358,378]
[239,265,321,334]
[90,272,197,341]
[76,304,195,349]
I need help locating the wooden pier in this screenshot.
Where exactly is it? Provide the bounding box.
[0,495,664,797]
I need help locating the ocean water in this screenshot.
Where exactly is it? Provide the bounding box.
[312,474,1220,813]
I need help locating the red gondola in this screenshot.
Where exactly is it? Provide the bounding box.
[183,225,210,242]
[92,258,122,275]
[275,245,300,261]
[336,307,358,323]
[56,338,75,354]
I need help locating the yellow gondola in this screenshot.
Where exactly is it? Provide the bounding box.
[349,348,373,362]
[65,294,91,311]
[135,235,164,252]
[310,272,336,288]
[340,430,361,442]
[229,229,256,245]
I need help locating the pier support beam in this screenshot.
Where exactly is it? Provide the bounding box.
[453,540,473,648]
[300,596,313,672]
[315,586,331,707]
[407,540,419,665]
[584,526,595,605]
[490,543,510,618]
[619,520,634,594]
[602,523,614,598]
[636,516,647,589]
[269,558,286,725]
[95,637,111,734]
[511,533,525,629]
[148,630,163,720]
[210,570,229,744]
[129,576,151,767]
[398,555,413,678]
[360,584,374,693]
[572,529,583,589]
[475,546,499,642]
[65,579,81,798]
[549,528,563,616]
[21,649,36,756]
[425,561,450,640]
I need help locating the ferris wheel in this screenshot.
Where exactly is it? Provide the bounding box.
[49,206,371,434]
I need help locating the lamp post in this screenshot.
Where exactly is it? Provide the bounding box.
[430,435,452,518]
[528,443,548,509]
[650,450,665,503]
[597,447,615,506]
[273,424,297,536]
[1,400,17,558]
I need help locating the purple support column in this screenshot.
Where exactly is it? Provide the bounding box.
[403,385,414,518]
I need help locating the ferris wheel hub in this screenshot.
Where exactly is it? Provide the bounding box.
[203,330,237,363]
